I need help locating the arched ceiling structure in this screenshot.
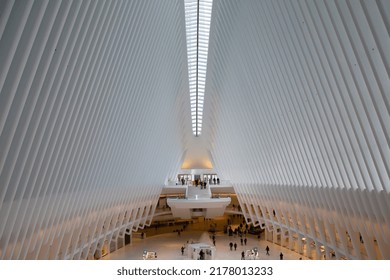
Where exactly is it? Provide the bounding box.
[204,0,389,192]
[201,0,390,259]
[0,0,389,259]
[0,0,192,259]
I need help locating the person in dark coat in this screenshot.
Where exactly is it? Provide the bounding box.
[199,249,205,260]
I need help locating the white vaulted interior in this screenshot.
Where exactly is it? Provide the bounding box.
[0,0,389,260]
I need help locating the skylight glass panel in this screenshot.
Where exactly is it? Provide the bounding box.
[185,0,212,136]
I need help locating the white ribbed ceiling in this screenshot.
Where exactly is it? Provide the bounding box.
[0,0,389,260]
[199,0,389,260]
[0,0,191,259]
[203,0,389,192]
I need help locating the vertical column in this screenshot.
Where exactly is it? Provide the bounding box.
[264,227,272,242]
[297,234,304,255]
[335,223,349,256]
[315,244,321,260]
[288,231,294,250]
[306,237,312,259]
[326,222,338,254]
[273,228,279,245]
[334,250,341,260]
[349,230,362,259]
[285,232,290,249]
[325,247,332,260]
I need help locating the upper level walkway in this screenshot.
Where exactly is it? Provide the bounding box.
[164,183,232,219]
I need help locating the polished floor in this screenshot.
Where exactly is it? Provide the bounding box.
[103,218,307,260]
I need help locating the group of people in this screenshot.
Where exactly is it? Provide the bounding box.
[174,215,289,260]
[180,240,286,260]
[179,177,221,186]
[209,177,220,185]
[195,180,208,189]
[238,245,284,260]
[226,221,249,237]
[224,218,286,260]
[229,242,238,251]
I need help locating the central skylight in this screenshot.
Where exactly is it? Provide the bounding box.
[185,0,213,136]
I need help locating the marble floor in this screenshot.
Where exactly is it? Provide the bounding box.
[103,218,308,261]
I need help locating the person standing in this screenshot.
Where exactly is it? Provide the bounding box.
[280,252,284,260]
[266,245,270,255]
[234,243,237,251]
[244,238,247,245]
[241,251,245,260]
[229,242,233,251]
[199,249,205,260]
[181,246,185,255]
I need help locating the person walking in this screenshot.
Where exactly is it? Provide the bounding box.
[241,251,245,260]
[265,245,270,255]
[229,242,233,251]
[181,246,185,255]
[244,238,247,245]
[234,243,237,251]
[280,252,284,260]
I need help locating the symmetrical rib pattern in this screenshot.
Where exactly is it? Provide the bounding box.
[0,0,389,260]
[202,0,389,259]
[0,0,191,259]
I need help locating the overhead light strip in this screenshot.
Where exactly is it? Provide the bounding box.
[185,0,212,136]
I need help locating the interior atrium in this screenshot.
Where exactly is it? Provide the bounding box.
[0,0,389,260]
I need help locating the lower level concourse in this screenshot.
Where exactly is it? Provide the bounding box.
[103,215,310,261]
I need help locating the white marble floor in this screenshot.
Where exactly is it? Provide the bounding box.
[103,228,307,261]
